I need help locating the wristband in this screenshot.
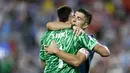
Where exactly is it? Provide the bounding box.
[78,48,89,59]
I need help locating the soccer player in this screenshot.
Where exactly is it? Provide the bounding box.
[40,6,110,73]
[44,8,110,73]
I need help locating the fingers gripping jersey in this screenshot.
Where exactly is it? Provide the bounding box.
[40,29,97,73]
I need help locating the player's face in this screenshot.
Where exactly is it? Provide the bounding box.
[71,11,87,28]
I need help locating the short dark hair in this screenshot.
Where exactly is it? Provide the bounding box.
[57,5,72,22]
[77,8,92,24]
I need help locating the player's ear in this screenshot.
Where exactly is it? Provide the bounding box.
[82,23,88,29]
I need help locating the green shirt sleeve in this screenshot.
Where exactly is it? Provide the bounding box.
[39,33,47,61]
[78,33,98,51]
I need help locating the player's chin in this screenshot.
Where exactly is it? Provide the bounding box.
[72,22,76,25]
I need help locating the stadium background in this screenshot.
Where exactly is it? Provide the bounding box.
[0,0,130,73]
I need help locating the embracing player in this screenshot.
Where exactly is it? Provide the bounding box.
[40,5,110,73]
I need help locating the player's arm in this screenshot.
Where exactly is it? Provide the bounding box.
[45,41,89,67]
[40,49,46,69]
[47,49,89,67]
[40,59,46,69]
[47,23,85,36]
[93,43,110,57]
[40,35,47,69]
[79,34,110,57]
[46,22,71,30]
[55,48,89,67]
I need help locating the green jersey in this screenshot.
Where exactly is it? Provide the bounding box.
[40,29,97,73]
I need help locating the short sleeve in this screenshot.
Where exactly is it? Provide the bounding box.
[78,33,98,51]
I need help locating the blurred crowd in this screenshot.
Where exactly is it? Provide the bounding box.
[0,0,129,73]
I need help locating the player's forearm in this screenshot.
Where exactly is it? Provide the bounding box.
[55,50,81,67]
[46,22,71,30]
[40,59,46,69]
[94,43,110,57]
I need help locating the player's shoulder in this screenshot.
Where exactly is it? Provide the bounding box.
[40,31,52,39]
[62,28,73,31]
[90,35,95,38]
[62,28,73,33]
[78,32,89,37]
[45,30,58,34]
[78,33,96,40]
[88,34,96,39]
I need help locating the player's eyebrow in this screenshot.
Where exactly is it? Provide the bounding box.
[77,16,83,20]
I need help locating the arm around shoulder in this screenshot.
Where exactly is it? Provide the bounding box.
[46,22,71,30]
[46,22,55,30]
[93,43,110,57]
[55,49,87,67]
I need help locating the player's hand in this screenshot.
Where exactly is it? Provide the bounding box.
[44,41,58,54]
[73,26,85,36]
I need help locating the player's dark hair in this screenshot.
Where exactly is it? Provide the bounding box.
[77,8,92,25]
[57,5,72,22]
